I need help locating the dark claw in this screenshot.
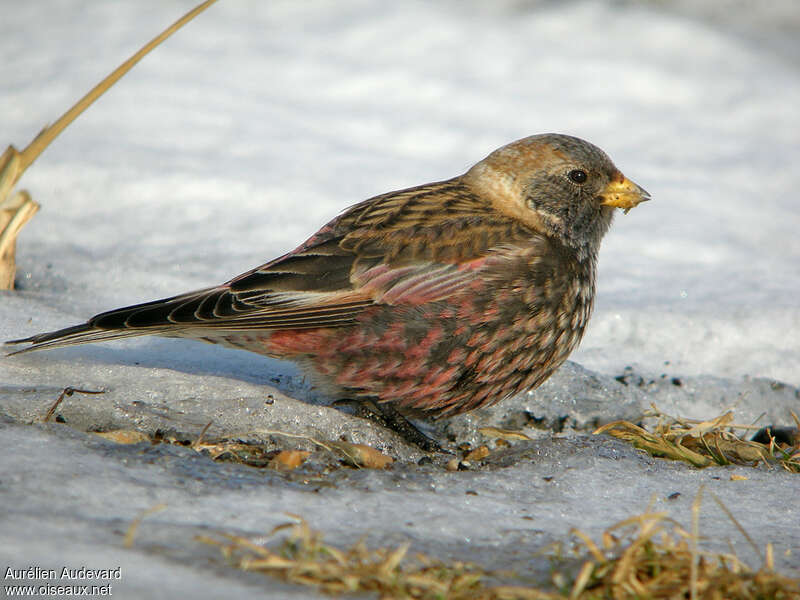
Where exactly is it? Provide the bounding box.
[340,398,445,452]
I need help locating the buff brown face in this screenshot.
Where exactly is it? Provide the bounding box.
[7,133,650,449]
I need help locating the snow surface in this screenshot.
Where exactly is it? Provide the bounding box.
[1,1,799,597]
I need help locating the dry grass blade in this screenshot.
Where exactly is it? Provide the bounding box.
[0,0,218,289]
[200,510,800,600]
[0,190,39,288]
[478,426,532,441]
[594,420,714,467]
[14,0,219,177]
[199,516,510,600]
[595,406,800,472]
[707,489,763,563]
[568,506,799,599]
[123,503,167,548]
[569,561,594,599]
[679,411,734,439]
[94,430,150,444]
[191,421,214,449]
[258,429,394,469]
[568,528,605,563]
[690,486,703,600]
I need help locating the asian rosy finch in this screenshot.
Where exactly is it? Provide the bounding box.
[8,134,649,448]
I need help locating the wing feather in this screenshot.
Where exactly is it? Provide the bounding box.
[7,177,537,354]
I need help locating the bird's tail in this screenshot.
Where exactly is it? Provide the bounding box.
[5,323,168,355]
[3,289,214,355]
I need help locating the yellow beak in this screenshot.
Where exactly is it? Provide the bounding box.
[600,176,651,214]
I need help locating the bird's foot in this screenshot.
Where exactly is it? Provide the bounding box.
[334,398,444,452]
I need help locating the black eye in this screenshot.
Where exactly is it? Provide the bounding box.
[568,169,587,184]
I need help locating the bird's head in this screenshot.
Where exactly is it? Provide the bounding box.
[463,133,650,258]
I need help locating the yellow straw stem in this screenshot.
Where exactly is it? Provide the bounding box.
[17,0,218,176]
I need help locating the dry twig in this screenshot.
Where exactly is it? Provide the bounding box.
[0,0,218,289]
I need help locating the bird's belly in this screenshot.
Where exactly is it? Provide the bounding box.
[259,284,593,417]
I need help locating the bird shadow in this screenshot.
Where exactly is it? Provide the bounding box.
[13,336,331,407]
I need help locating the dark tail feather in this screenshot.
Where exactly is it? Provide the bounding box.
[5,287,223,355]
[7,323,94,346]
[5,323,166,355]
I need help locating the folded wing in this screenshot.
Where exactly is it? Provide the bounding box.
[7,178,535,354]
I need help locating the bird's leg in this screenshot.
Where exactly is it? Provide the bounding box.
[335,398,443,452]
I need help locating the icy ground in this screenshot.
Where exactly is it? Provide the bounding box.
[1,1,799,598]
